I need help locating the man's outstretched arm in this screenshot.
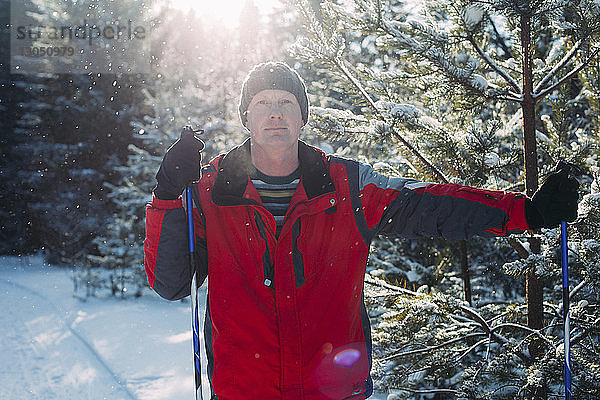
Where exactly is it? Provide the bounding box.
[356,162,578,240]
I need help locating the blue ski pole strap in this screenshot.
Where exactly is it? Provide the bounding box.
[561,221,572,400]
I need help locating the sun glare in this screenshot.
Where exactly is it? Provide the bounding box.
[169,0,282,27]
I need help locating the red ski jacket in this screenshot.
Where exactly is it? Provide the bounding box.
[144,140,529,399]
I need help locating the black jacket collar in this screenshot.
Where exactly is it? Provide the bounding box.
[212,139,335,206]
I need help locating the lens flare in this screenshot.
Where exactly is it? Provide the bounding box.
[333,348,361,368]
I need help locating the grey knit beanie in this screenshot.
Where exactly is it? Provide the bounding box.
[239,62,309,127]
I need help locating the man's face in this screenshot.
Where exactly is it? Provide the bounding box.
[246,89,303,154]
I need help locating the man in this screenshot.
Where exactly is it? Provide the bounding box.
[144,62,579,399]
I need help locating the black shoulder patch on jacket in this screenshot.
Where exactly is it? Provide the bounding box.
[298,141,335,199]
[211,140,252,205]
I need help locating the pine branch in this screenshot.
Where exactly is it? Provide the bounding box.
[491,384,521,397]
[315,126,371,136]
[381,332,487,361]
[466,34,521,94]
[365,273,419,296]
[570,316,600,347]
[547,279,590,339]
[454,337,490,363]
[459,304,493,335]
[380,20,490,97]
[534,47,600,100]
[332,57,449,182]
[488,13,514,59]
[496,95,523,103]
[534,37,586,94]
[530,0,574,18]
[333,58,381,116]
[486,82,522,102]
[570,278,587,301]
[368,274,533,362]
[459,304,531,363]
[402,388,459,396]
[486,303,528,324]
[491,322,556,348]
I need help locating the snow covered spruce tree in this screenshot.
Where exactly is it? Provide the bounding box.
[0,0,40,254]
[4,0,147,269]
[293,0,600,398]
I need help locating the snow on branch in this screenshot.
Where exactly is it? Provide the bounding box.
[292,0,346,62]
[293,35,346,64]
[466,35,521,95]
[382,332,487,361]
[376,100,442,133]
[309,106,369,136]
[534,37,586,94]
[333,58,380,115]
[366,273,531,364]
[329,57,449,182]
[531,0,577,18]
[379,20,491,96]
[462,4,486,31]
[312,106,368,123]
[534,47,600,100]
[404,19,449,44]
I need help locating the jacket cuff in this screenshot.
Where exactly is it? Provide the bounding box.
[152,193,183,209]
[505,196,530,232]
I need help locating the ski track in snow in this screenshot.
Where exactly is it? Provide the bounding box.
[0,257,208,400]
[0,278,136,400]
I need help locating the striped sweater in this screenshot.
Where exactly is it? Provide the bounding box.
[250,166,301,237]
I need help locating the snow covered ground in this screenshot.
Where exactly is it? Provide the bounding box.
[0,255,387,399]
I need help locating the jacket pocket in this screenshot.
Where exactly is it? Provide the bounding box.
[457,186,502,201]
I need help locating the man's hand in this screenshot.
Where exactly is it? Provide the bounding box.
[154,126,205,200]
[525,161,580,230]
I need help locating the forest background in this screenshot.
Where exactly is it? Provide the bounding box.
[1,0,600,398]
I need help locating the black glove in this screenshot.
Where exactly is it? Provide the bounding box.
[154,126,205,200]
[525,161,580,230]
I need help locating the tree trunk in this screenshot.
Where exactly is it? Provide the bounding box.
[521,13,547,400]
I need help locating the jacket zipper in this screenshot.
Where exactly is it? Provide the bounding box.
[254,210,275,287]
